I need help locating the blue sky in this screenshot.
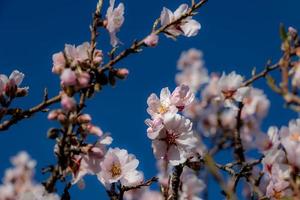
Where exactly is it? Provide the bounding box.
[0,0,299,199]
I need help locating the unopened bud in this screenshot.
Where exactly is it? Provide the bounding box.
[115,68,129,79]
[144,33,159,47]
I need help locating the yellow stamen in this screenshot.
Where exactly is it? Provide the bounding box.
[110,163,122,178]
[289,132,300,142]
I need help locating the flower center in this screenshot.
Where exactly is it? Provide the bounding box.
[110,163,122,178]
[158,104,168,114]
[165,130,178,145]
[289,132,300,142]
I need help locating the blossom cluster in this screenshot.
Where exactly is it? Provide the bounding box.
[0,70,28,107]
[259,119,300,199]
[0,152,59,200]
[177,49,270,150]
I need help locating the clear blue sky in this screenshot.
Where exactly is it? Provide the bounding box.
[0,0,299,199]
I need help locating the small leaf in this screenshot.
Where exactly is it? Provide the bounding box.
[279,23,287,41]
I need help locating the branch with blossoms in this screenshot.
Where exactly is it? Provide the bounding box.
[2,0,300,200]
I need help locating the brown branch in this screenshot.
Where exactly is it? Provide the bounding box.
[169,164,184,200]
[0,94,61,131]
[119,177,158,200]
[243,62,280,86]
[233,102,245,163]
[99,0,208,73]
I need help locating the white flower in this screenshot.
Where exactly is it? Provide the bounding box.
[180,167,205,200]
[292,62,300,88]
[97,148,143,188]
[147,87,178,119]
[160,4,201,38]
[280,119,300,168]
[71,135,112,184]
[177,49,204,70]
[215,71,249,109]
[171,85,195,111]
[64,42,90,66]
[242,88,270,119]
[0,70,27,96]
[151,113,198,166]
[106,0,125,47]
[256,127,280,152]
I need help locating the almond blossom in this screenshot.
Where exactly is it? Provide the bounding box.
[180,167,205,200]
[215,71,249,109]
[160,4,201,38]
[280,119,300,168]
[71,135,113,184]
[149,113,198,166]
[0,70,28,98]
[0,152,59,200]
[105,0,125,47]
[147,87,177,119]
[171,84,195,111]
[177,48,204,70]
[176,49,208,92]
[61,93,76,111]
[97,148,143,188]
[242,88,270,119]
[52,42,103,72]
[144,33,159,47]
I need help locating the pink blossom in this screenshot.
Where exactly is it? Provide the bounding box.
[145,118,164,139]
[160,4,201,38]
[72,135,112,184]
[105,0,125,47]
[256,127,280,152]
[292,62,300,88]
[177,48,204,70]
[93,49,103,65]
[61,94,76,111]
[97,148,143,188]
[242,88,270,119]
[280,119,300,168]
[64,42,90,66]
[116,68,129,79]
[180,167,205,200]
[215,71,249,109]
[60,68,77,86]
[171,84,195,111]
[151,113,197,166]
[0,70,28,97]
[0,152,60,200]
[77,72,90,88]
[87,124,103,137]
[144,33,159,47]
[147,87,177,119]
[52,52,66,74]
[266,177,292,200]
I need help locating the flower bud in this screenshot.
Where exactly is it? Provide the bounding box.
[87,124,103,137]
[77,72,90,88]
[144,33,159,47]
[77,114,92,124]
[60,69,77,86]
[61,95,76,111]
[115,68,129,79]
